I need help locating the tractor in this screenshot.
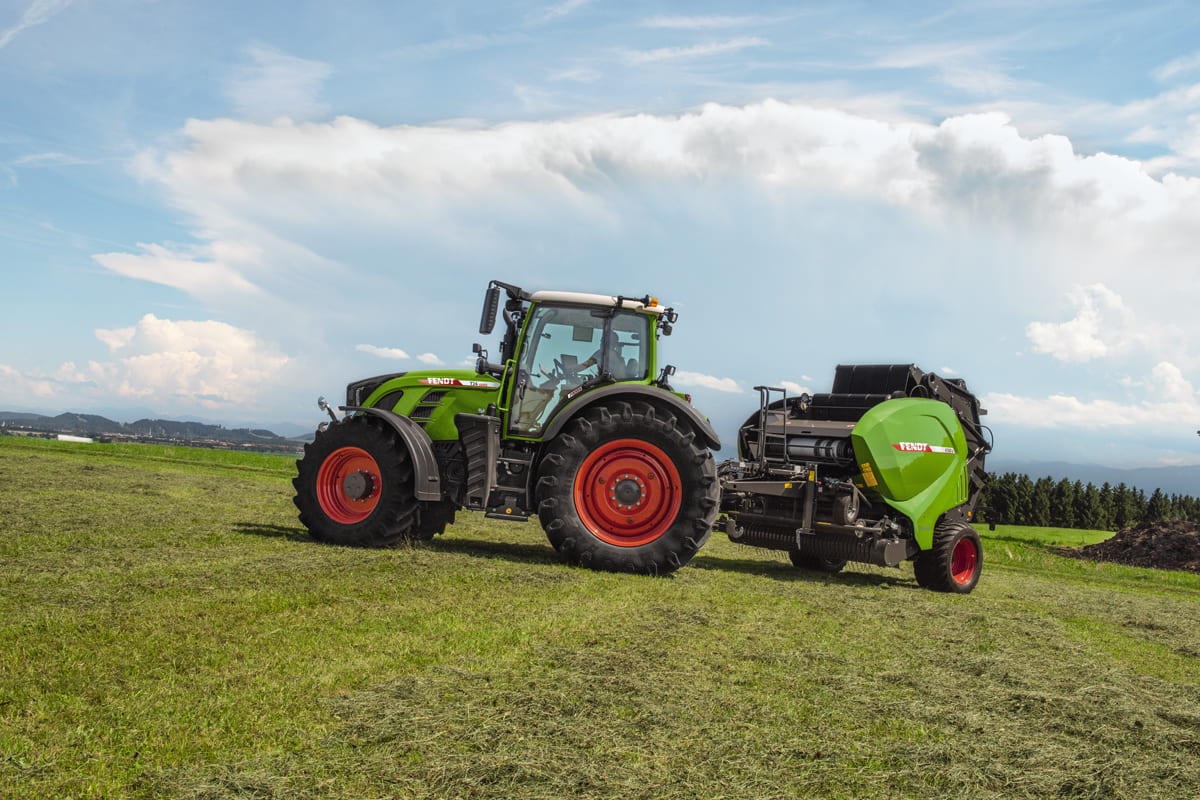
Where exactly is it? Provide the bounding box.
[294,280,993,592]
[294,280,721,574]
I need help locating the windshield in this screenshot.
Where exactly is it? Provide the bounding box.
[509,305,650,435]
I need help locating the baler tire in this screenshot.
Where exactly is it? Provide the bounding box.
[913,521,982,593]
[535,399,719,575]
[789,552,848,574]
[293,416,418,547]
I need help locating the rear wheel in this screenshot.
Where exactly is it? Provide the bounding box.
[535,400,719,574]
[293,417,418,546]
[913,520,982,593]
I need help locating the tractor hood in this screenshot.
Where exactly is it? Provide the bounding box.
[349,369,505,443]
[349,369,501,408]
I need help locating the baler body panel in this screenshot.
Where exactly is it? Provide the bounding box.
[851,398,969,550]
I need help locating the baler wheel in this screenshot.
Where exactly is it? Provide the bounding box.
[913,520,982,593]
[535,400,719,574]
[293,416,418,547]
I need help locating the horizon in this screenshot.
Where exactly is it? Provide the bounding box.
[4,1,1200,469]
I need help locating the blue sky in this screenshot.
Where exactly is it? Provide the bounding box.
[3,0,1200,468]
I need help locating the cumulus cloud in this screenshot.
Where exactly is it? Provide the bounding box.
[673,370,742,393]
[0,316,289,412]
[87,314,289,408]
[356,344,410,360]
[417,353,444,366]
[131,101,1200,254]
[1026,284,1133,362]
[983,361,1200,430]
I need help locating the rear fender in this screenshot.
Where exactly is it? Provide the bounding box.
[342,405,442,501]
[541,384,721,451]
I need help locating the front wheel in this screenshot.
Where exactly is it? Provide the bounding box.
[912,521,982,593]
[535,400,719,574]
[293,416,418,547]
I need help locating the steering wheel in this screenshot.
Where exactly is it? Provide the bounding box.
[539,358,565,381]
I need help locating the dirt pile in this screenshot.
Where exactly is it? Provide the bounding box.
[1067,520,1200,574]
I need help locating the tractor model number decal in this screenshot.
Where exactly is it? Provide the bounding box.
[893,442,956,454]
[419,378,499,388]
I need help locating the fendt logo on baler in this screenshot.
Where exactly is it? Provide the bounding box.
[893,442,956,454]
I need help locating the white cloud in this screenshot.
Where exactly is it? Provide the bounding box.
[779,380,811,396]
[0,316,289,412]
[983,362,1200,430]
[640,15,767,29]
[0,362,55,399]
[130,101,1200,258]
[95,325,136,352]
[673,370,742,393]
[528,0,592,25]
[0,0,72,50]
[225,44,332,122]
[416,353,444,366]
[92,243,260,298]
[87,315,289,408]
[356,344,409,360]
[1154,50,1200,81]
[1026,284,1131,362]
[625,37,768,64]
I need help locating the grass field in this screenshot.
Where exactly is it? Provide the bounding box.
[1,436,1198,799]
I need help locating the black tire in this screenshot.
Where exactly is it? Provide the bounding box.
[293,416,418,547]
[912,520,982,593]
[535,400,719,574]
[788,552,848,574]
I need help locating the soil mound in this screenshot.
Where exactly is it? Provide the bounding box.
[1067,520,1200,574]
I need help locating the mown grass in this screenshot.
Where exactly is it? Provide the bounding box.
[1,436,1198,799]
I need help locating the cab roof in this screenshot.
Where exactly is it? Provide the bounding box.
[528,290,667,315]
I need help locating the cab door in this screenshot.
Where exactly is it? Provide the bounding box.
[509,305,605,436]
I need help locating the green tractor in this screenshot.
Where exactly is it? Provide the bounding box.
[293,280,721,574]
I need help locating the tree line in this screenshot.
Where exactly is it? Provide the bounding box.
[979,472,1199,531]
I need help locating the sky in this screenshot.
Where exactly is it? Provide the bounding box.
[2,0,1200,468]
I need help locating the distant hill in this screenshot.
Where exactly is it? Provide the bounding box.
[988,459,1200,498]
[0,411,308,450]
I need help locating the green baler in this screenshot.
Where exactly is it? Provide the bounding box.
[718,364,992,593]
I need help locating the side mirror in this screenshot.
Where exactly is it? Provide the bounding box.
[480,286,501,335]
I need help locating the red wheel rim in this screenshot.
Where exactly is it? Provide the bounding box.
[316,446,381,524]
[950,536,978,585]
[573,438,683,547]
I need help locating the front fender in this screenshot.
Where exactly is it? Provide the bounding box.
[342,405,442,501]
[542,384,721,451]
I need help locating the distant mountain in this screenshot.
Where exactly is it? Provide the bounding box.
[988,459,1200,497]
[0,411,307,448]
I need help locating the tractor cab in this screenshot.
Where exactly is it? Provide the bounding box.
[474,281,678,439]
